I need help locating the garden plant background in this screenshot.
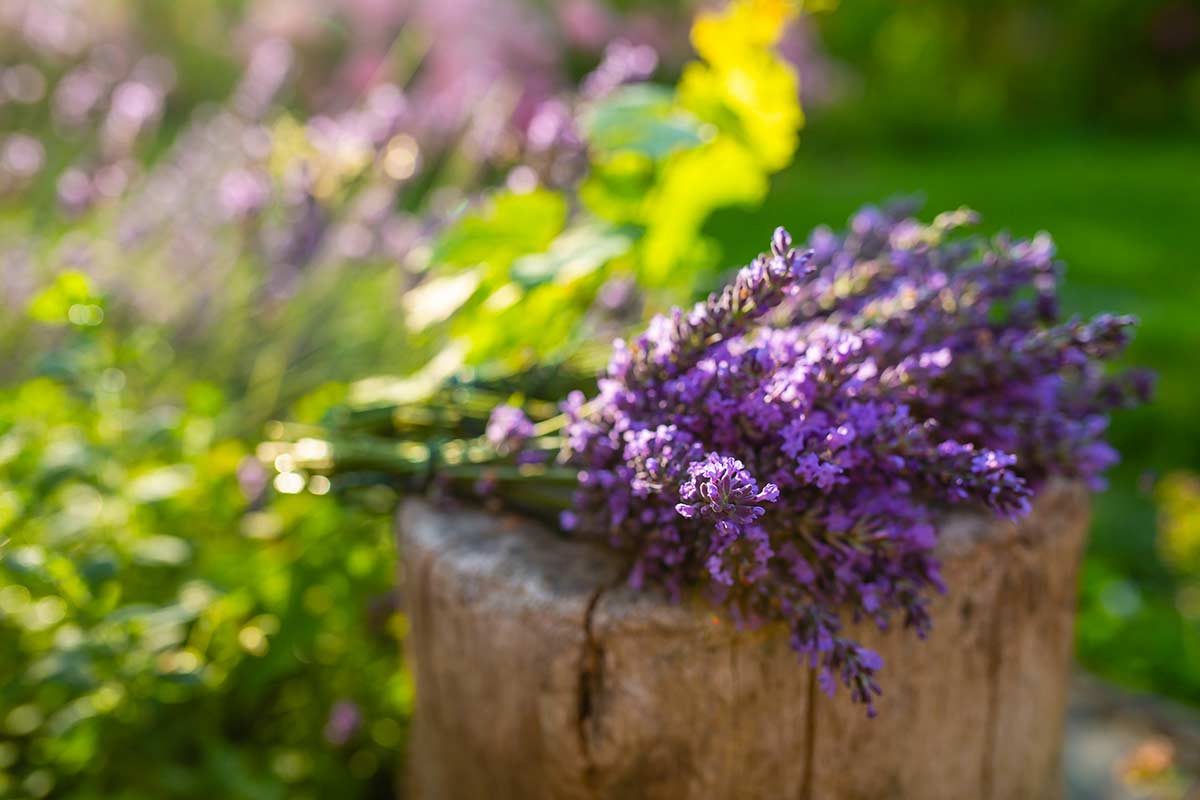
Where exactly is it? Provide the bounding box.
[1,0,1198,798]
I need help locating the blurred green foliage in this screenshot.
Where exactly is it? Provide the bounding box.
[406,0,805,370]
[0,290,411,798]
[811,0,1200,139]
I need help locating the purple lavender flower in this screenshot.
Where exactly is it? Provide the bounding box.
[486,404,535,454]
[323,700,362,747]
[236,455,269,503]
[675,454,779,585]
[561,209,1147,716]
[581,39,658,100]
[622,227,815,387]
[675,454,779,536]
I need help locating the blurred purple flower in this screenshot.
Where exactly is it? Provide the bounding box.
[561,206,1148,715]
[581,39,658,100]
[219,168,271,219]
[486,405,535,454]
[323,699,362,746]
[237,456,269,503]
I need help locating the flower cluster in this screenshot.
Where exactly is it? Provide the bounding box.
[559,204,1150,715]
[486,404,536,454]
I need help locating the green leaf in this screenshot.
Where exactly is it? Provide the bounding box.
[579,152,655,224]
[432,190,567,273]
[131,535,192,567]
[127,466,195,503]
[680,0,803,172]
[640,138,768,285]
[511,224,634,289]
[401,269,483,332]
[581,84,709,159]
[347,342,467,407]
[27,271,102,326]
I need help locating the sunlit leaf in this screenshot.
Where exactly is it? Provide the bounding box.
[347,342,467,407]
[581,84,708,159]
[131,536,192,567]
[580,151,656,224]
[511,225,634,288]
[432,190,567,273]
[641,138,768,284]
[401,270,483,332]
[680,0,802,172]
[27,272,102,326]
[127,466,194,503]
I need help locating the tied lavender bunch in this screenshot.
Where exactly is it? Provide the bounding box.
[553,204,1150,716]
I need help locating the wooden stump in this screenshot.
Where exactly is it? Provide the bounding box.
[399,481,1090,800]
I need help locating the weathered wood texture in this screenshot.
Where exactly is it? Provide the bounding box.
[399,481,1090,800]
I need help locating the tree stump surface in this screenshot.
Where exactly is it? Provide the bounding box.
[399,481,1090,800]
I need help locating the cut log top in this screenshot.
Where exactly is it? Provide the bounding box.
[399,480,1091,800]
[400,480,1087,633]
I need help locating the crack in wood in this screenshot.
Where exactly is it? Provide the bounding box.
[577,585,607,795]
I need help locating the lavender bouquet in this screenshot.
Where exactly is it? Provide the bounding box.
[267,202,1150,715]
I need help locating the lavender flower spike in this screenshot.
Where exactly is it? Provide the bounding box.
[560,207,1148,715]
[486,404,535,454]
[623,231,815,386]
[676,453,780,536]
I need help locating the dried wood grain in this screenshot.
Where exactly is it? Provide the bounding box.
[399,481,1089,800]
